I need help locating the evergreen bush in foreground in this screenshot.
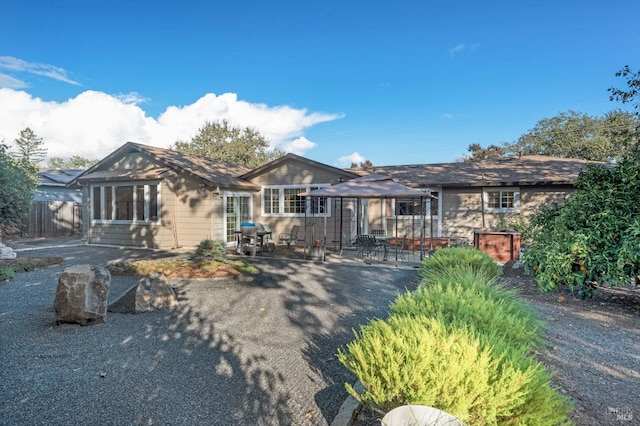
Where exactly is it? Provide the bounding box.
[338,248,572,425]
[338,315,572,425]
[419,246,502,283]
[391,269,545,350]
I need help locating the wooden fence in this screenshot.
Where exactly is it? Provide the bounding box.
[23,201,82,238]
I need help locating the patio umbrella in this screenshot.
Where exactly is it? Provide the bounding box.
[300,174,437,261]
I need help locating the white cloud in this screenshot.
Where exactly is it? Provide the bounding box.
[336,152,366,167]
[0,73,27,89]
[0,89,343,163]
[449,44,466,56]
[440,113,453,119]
[0,56,81,86]
[283,136,316,155]
[449,43,480,57]
[115,92,149,105]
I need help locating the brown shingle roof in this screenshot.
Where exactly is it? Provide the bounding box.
[74,142,259,191]
[369,155,609,187]
[240,152,359,180]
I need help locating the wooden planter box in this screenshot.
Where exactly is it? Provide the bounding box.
[473,229,521,263]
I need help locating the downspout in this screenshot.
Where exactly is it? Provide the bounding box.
[481,187,486,228]
[395,198,399,263]
[339,197,344,251]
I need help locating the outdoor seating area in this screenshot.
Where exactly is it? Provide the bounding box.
[237,223,273,256]
[241,233,425,267]
[278,225,299,249]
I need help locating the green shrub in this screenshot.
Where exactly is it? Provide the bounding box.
[524,155,640,298]
[493,212,534,246]
[192,239,227,262]
[11,262,35,273]
[419,247,501,284]
[0,266,16,281]
[0,262,35,281]
[390,269,545,350]
[337,315,572,425]
[338,250,572,425]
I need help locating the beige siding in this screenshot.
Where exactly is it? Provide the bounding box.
[250,161,344,186]
[249,160,345,246]
[438,185,575,244]
[81,186,90,239]
[519,186,574,217]
[87,179,175,249]
[111,152,156,169]
[440,187,483,243]
[164,174,221,248]
[85,171,225,249]
[88,223,168,248]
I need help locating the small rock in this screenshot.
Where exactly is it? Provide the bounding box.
[0,243,17,259]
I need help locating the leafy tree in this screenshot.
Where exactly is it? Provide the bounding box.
[12,127,47,167]
[523,153,640,297]
[462,143,505,162]
[350,160,374,169]
[523,66,640,298]
[171,119,285,168]
[48,155,98,169]
[608,65,640,154]
[0,143,37,238]
[502,110,638,162]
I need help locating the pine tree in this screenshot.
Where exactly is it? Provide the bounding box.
[12,127,48,167]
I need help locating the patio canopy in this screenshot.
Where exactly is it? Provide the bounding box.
[299,173,437,200]
[300,174,438,262]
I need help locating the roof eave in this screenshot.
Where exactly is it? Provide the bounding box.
[440,180,577,188]
[240,153,360,180]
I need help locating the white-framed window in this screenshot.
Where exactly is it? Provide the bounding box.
[391,190,439,218]
[483,188,520,212]
[91,182,161,223]
[261,184,331,217]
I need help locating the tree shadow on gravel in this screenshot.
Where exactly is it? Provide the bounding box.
[2,243,421,425]
[251,260,421,423]
[146,281,295,425]
[2,245,296,425]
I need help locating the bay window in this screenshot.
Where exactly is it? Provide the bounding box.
[91,183,161,223]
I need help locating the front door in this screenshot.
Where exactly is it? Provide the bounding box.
[224,193,253,247]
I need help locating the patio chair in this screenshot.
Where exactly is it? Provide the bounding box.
[241,225,263,256]
[356,235,378,260]
[338,230,357,255]
[393,225,414,261]
[278,225,300,250]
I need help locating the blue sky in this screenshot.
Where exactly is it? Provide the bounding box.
[1,0,638,167]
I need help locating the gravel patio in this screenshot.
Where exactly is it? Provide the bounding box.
[0,241,419,425]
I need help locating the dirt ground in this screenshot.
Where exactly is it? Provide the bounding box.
[352,262,640,425]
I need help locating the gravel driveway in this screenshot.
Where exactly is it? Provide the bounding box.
[0,242,419,425]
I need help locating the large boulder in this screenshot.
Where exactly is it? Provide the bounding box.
[108,274,178,314]
[54,264,111,326]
